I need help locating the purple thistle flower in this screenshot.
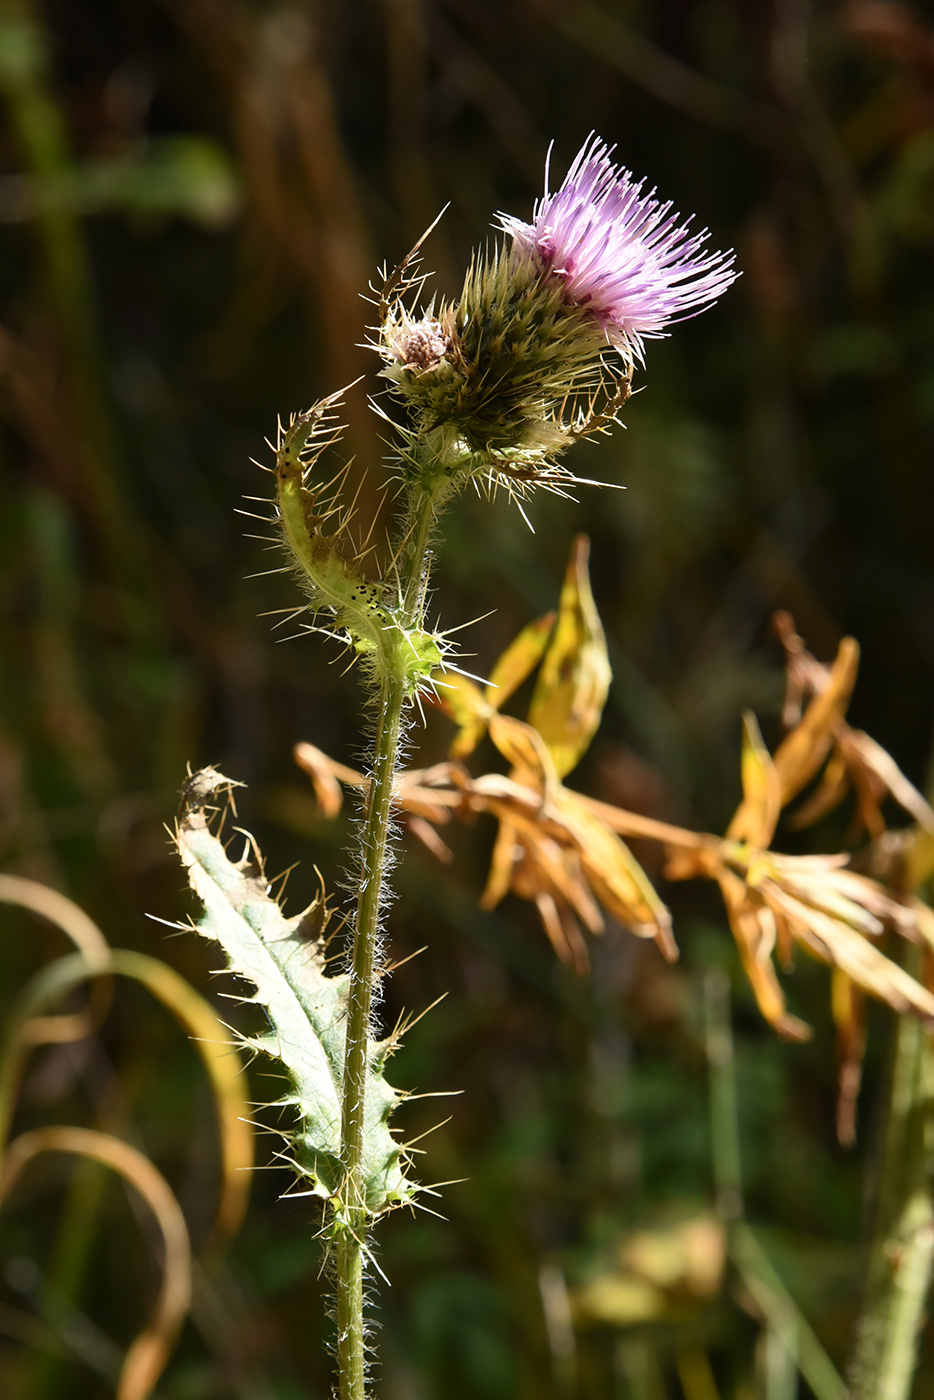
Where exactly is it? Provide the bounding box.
[498,135,738,359]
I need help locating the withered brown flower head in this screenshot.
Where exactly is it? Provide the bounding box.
[386,314,452,374]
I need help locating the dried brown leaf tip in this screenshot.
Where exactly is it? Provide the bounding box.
[773,610,934,838]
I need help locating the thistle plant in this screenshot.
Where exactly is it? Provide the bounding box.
[169,136,743,1399]
[171,136,934,1400]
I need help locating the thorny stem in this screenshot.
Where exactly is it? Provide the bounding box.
[848,942,934,1400]
[335,664,406,1400]
[334,471,445,1400]
[400,483,441,616]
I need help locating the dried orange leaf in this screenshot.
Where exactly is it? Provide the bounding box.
[787,748,849,829]
[837,727,934,833]
[535,891,590,973]
[555,788,676,959]
[764,884,934,1025]
[293,741,347,819]
[480,818,521,911]
[772,637,859,804]
[488,713,559,791]
[511,830,605,934]
[405,815,454,863]
[717,870,812,1041]
[727,711,781,848]
[527,535,612,779]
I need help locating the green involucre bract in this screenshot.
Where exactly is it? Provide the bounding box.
[274,397,445,696]
[382,246,617,459]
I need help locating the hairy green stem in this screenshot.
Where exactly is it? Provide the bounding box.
[400,485,438,615]
[849,943,934,1400]
[335,664,406,1400]
[334,472,444,1400]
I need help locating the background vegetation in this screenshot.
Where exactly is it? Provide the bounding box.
[1,0,933,1396]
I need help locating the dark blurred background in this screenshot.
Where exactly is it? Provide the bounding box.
[1,0,933,1396]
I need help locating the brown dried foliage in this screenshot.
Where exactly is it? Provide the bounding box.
[295,544,934,1140]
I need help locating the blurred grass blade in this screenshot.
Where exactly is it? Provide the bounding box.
[0,1125,192,1400]
[732,1223,847,1400]
[109,951,253,1253]
[0,947,253,1252]
[675,1348,723,1400]
[831,968,866,1147]
[0,873,112,1052]
[704,972,847,1400]
[0,873,109,957]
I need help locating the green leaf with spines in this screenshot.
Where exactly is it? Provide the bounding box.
[175,767,416,1217]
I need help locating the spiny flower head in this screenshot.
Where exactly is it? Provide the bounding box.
[498,134,738,360]
[378,135,737,481]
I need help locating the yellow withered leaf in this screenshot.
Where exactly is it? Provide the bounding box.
[527,535,612,779]
[727,711,781,849]
[554,787,677,960]
[480,817,521,911]
[438,614,556,761]
[837,726,934,836]
[510,828,604,934]
[773,637,860,805]
[488,712,559,793]
[763,883,934,1026]
[788,747,849,830]
[438,671,493,759]
[907,893,934,953]
[716,869,812,1042]
[486,611,556,708]
[533,891,591,974]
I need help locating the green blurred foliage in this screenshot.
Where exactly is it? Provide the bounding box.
[1,0,933,1395]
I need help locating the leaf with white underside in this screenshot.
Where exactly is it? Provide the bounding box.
[175,767,414,1216]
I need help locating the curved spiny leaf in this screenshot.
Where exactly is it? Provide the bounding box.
[176,768,415,1216]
